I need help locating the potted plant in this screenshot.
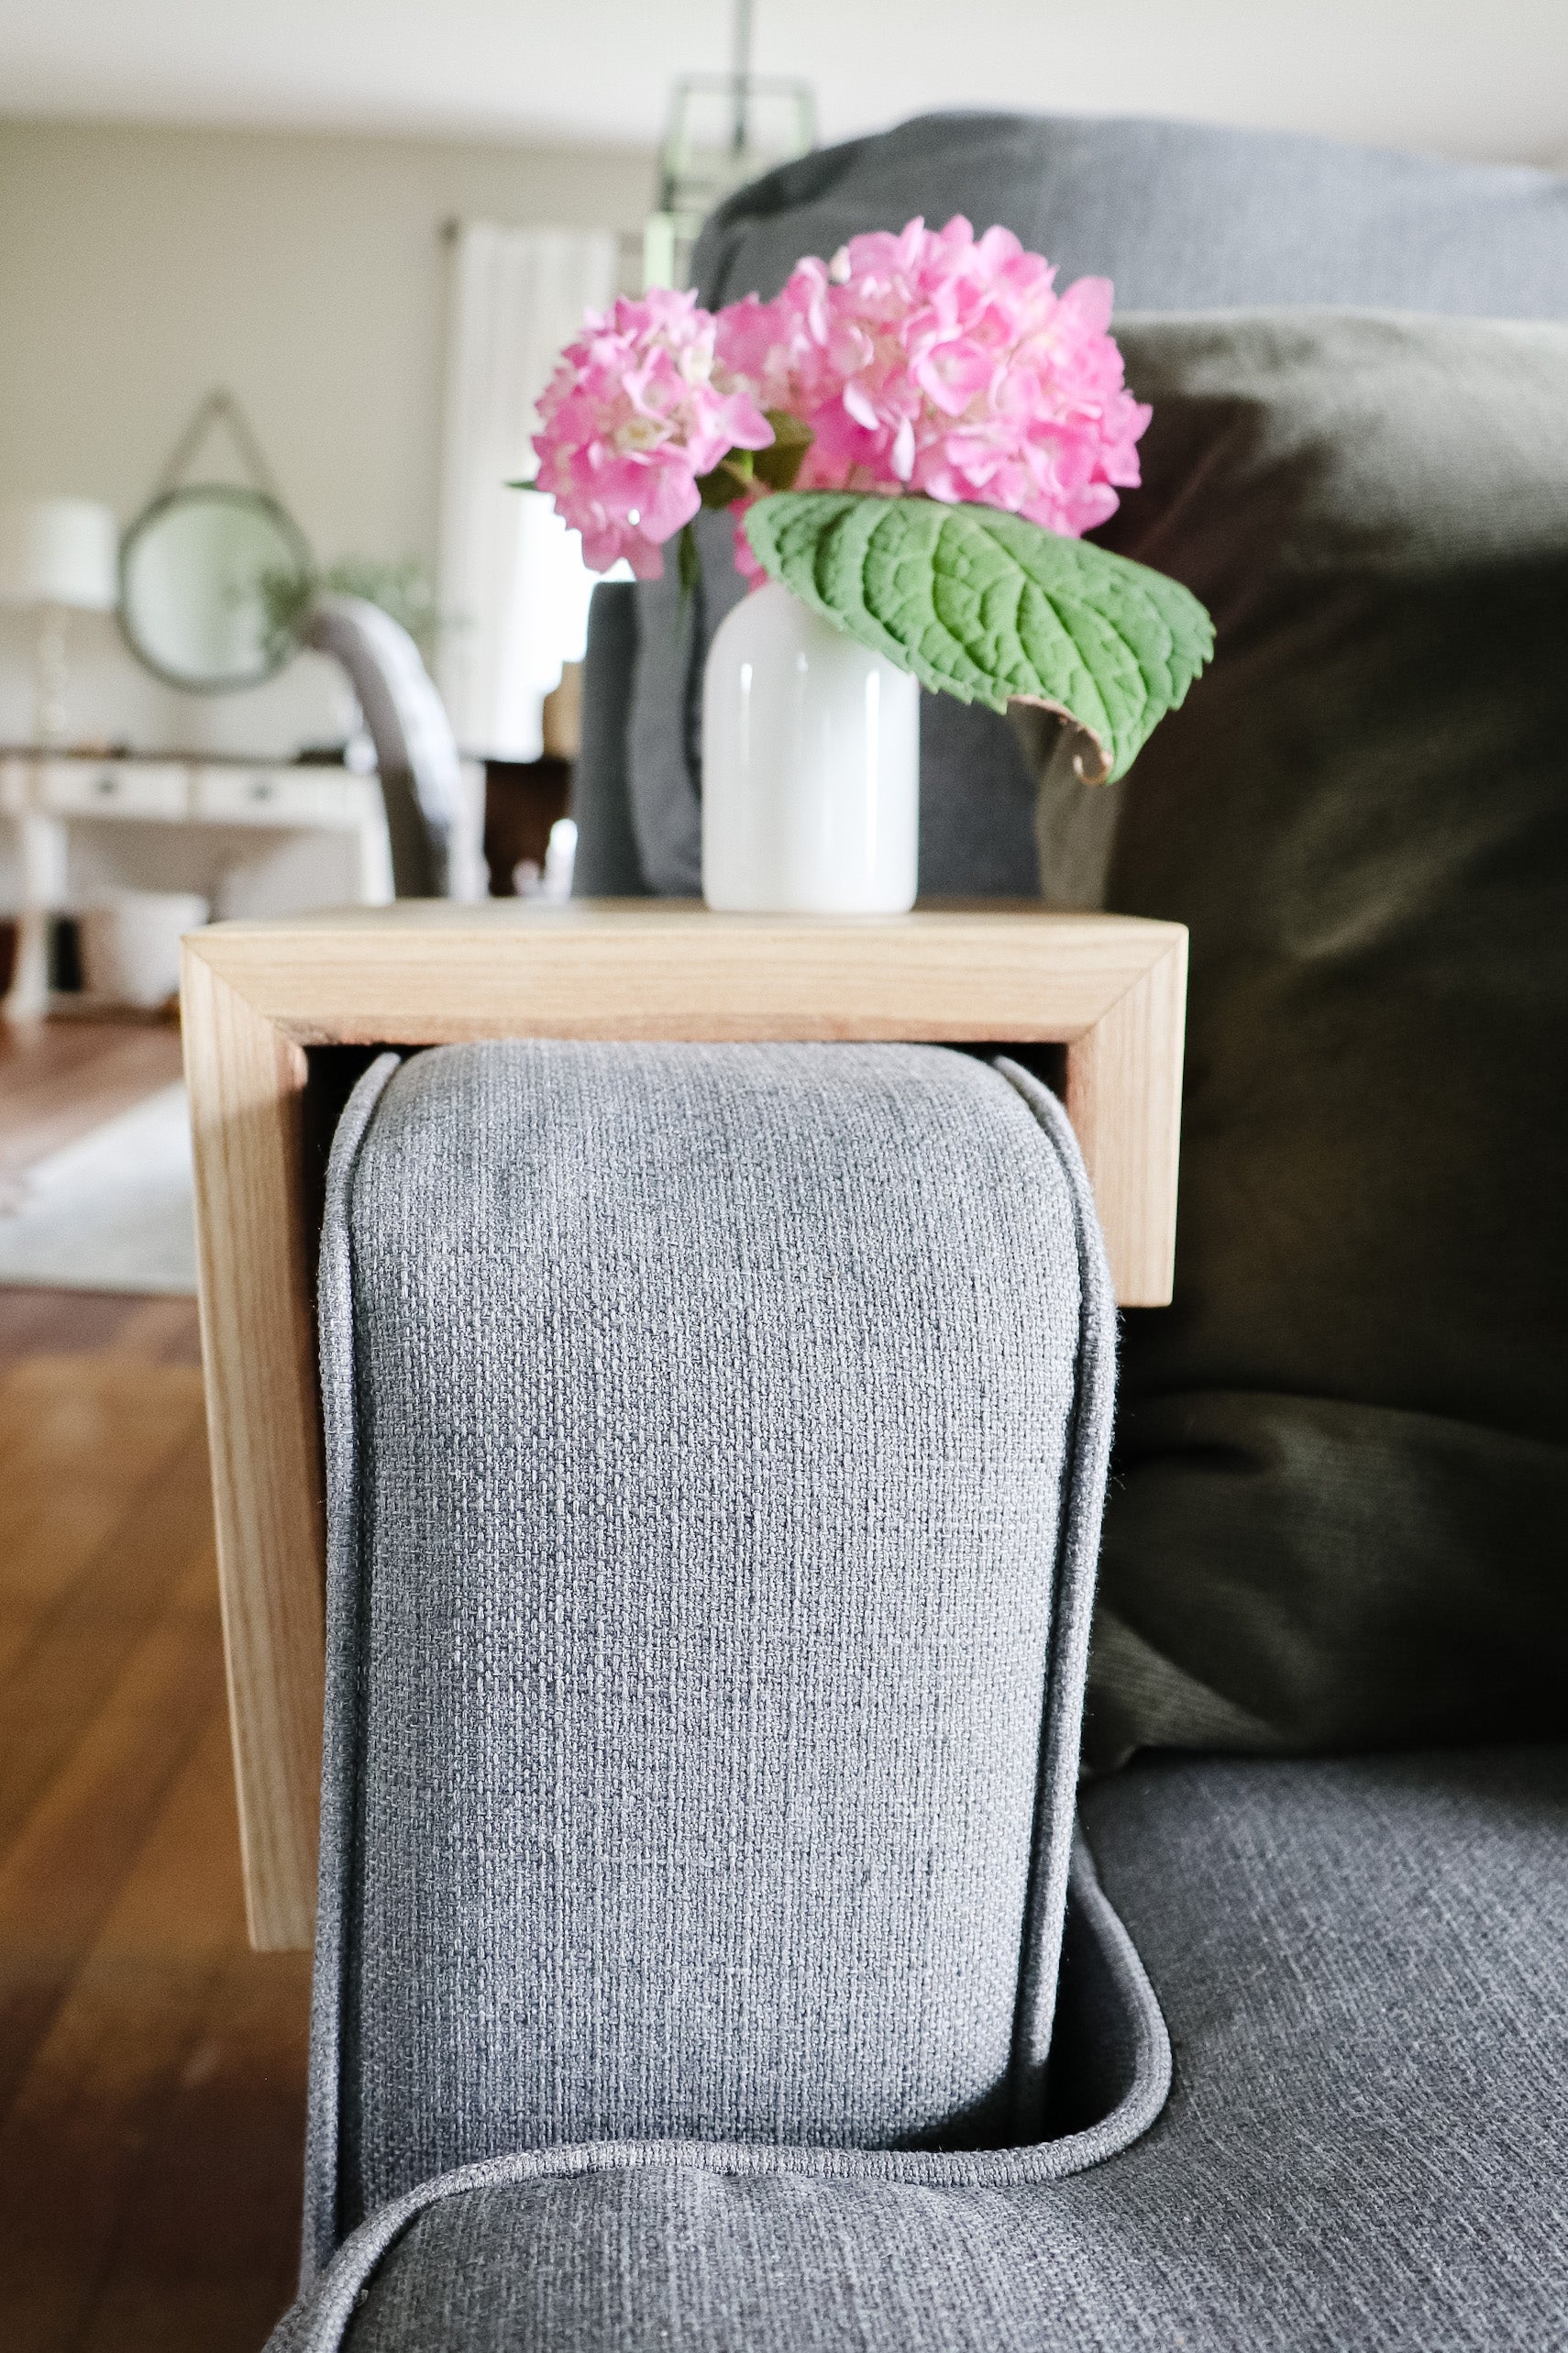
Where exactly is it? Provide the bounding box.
[533,216,1213,913]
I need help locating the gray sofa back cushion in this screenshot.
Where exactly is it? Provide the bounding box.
[1073,311,1568,1762]
[587,108,1567,900]
[308,1041,1116,2263]
[697,111,1568,323]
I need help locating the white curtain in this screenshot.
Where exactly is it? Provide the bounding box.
[437,222,619,761]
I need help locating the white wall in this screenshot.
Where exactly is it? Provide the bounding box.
[2,43,1562,765]
[0,118,654,757]
[2,1,1563,166]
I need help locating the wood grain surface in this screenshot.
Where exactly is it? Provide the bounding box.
[183,955,325,1954]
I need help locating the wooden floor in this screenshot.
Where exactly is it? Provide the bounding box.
[0,1014,189,1210]
[1,1024,309,2352]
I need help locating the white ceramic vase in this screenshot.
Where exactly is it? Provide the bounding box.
[701,581,920,913]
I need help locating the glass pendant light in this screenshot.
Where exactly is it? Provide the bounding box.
[644,0,815,289]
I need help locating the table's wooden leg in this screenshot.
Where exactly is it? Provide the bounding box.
[1065,931,1187,1310]
[182,945,325,1950]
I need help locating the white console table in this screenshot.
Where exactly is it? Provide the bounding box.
[1,751,395,1018]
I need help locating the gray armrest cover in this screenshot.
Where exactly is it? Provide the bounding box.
[304,1042,1120,2272]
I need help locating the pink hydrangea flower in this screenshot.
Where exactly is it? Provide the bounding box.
[717,215,1150,573]
[534,288,774,579]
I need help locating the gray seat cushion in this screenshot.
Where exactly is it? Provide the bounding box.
[279,1747,1568,2351]
[265,1835,1171,2353]
[582,108,1568,900]
[305,1042,1117,2267]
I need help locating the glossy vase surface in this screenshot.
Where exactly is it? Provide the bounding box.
[701,581,920,913]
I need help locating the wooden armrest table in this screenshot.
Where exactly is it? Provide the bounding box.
[181,900,1187,1949]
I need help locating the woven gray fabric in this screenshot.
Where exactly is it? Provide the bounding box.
[696,113,1568,325]
[276,1747,1568,2352]
[584,107,1568,901]
[304,1042,1117,2272]
[266,1835,1170,2353]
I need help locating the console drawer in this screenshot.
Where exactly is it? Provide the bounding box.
[193,768,358,828]
[40,761,189,820]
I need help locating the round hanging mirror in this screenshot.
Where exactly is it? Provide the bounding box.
[118,482,312,693]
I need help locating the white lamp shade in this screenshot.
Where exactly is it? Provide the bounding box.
[0,496,119,611]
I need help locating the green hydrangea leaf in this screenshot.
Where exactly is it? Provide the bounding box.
[751,410,814,492]
[743,492,1214,783]
[695,448,756,510]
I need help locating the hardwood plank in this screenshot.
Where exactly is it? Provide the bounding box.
[100,1295,204,1367]
[0,1707,308,2353]
[0,1287,149,1366]
[0,1302,309,2352]
[0,1287,197,1370]
[0,1548,224,2116]
[0,1709,246,2353]
[0,1357,206,1672]
[0,1396,215,1850]
[73,1936,310,2353]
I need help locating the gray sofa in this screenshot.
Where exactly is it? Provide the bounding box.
[263,113,1568,2349]
[264,1035,1568,2351]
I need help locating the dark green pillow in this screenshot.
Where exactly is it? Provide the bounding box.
[1072,312,1568,1765]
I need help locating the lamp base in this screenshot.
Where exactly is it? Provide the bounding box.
[33,601,72,748]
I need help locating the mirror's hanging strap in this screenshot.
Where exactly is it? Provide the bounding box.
[150,388,291,506]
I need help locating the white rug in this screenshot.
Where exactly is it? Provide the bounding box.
[0,1082,198,1295]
